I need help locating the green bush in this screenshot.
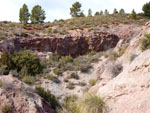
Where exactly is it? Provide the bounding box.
[22,76,35,84]
[12,50,43,77]
[141,34,150,51]
[89,79,97,86]
[35,86,59,110]
[1,104,12,113]
[0,51,15,75]
[80,94,106,113]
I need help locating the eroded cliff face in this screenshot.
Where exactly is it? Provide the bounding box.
[0,32,119,57]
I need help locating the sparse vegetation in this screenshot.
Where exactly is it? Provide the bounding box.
[1,104,12,113]
[89,79,97,86]
[22,76,35,84]
[44,74,60,83]
[60,95,80,113]
[78,81,86,86]
[35,86,59,110]
[66,82,75,90]
[141,33,150,51]
[0,79,3,87]
[43,52,100,76]
[80,94,106,113]
[69,73,79,80]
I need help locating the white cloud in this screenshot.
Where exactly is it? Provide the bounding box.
[0,0,149,22]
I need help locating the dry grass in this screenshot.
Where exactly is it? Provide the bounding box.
[80,94,106,113]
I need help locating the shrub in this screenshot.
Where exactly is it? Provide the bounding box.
[0,51,15,75]
[44,74,60,83]
[1,104,12,113]
[12,50,43,77]
[141,34,150,51]
[63,78,69,83]
[78,82,86,86]
[60,55,73,64]
[66,82,75,90]
[53,67,63,76]
[61,95,80,113]
[0,79,3,87]
[53,29,59,33]
[22,76,35,84]
[109,52,119,61]
[118,44,128,57]
[35,86,59,110]
[89,79,97,86]
[69,73,79,80]
[130,54,138,63]
[80,94,106,113]
[111,63,123,77]
[8,23,16,28]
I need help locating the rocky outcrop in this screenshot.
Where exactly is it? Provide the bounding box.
[0,75,54,113]
[0,32,119,57]
[95,21,150,113]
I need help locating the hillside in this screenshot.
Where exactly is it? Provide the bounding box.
[0,15,150,113]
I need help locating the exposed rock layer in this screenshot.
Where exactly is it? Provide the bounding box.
[0,32,119,57]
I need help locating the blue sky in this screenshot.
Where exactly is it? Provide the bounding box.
[0,0,149,22]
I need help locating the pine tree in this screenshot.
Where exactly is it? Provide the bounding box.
[130,9,137,20]
[104,9,109,15]
[95,12,100,16]
[19,4,30,24]
[70,2,82,17]
[142,2,150,17]
[113,8,118,14]
[30,5,46,24]
[119,9,125,15]
[88,9,92,17]
[100,10,103,15]
[80,12,85,17]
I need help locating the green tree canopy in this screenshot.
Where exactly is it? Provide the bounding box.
[94,12,100,16]
[70,2,83,17]
[88,8,92,17]
[142,2,150,17]
[119,9,125,15]
[113,8,118,14]
[100,10,103,15]
[130,9,137,20]
[30,5,46,24]
[19,4,30,24]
